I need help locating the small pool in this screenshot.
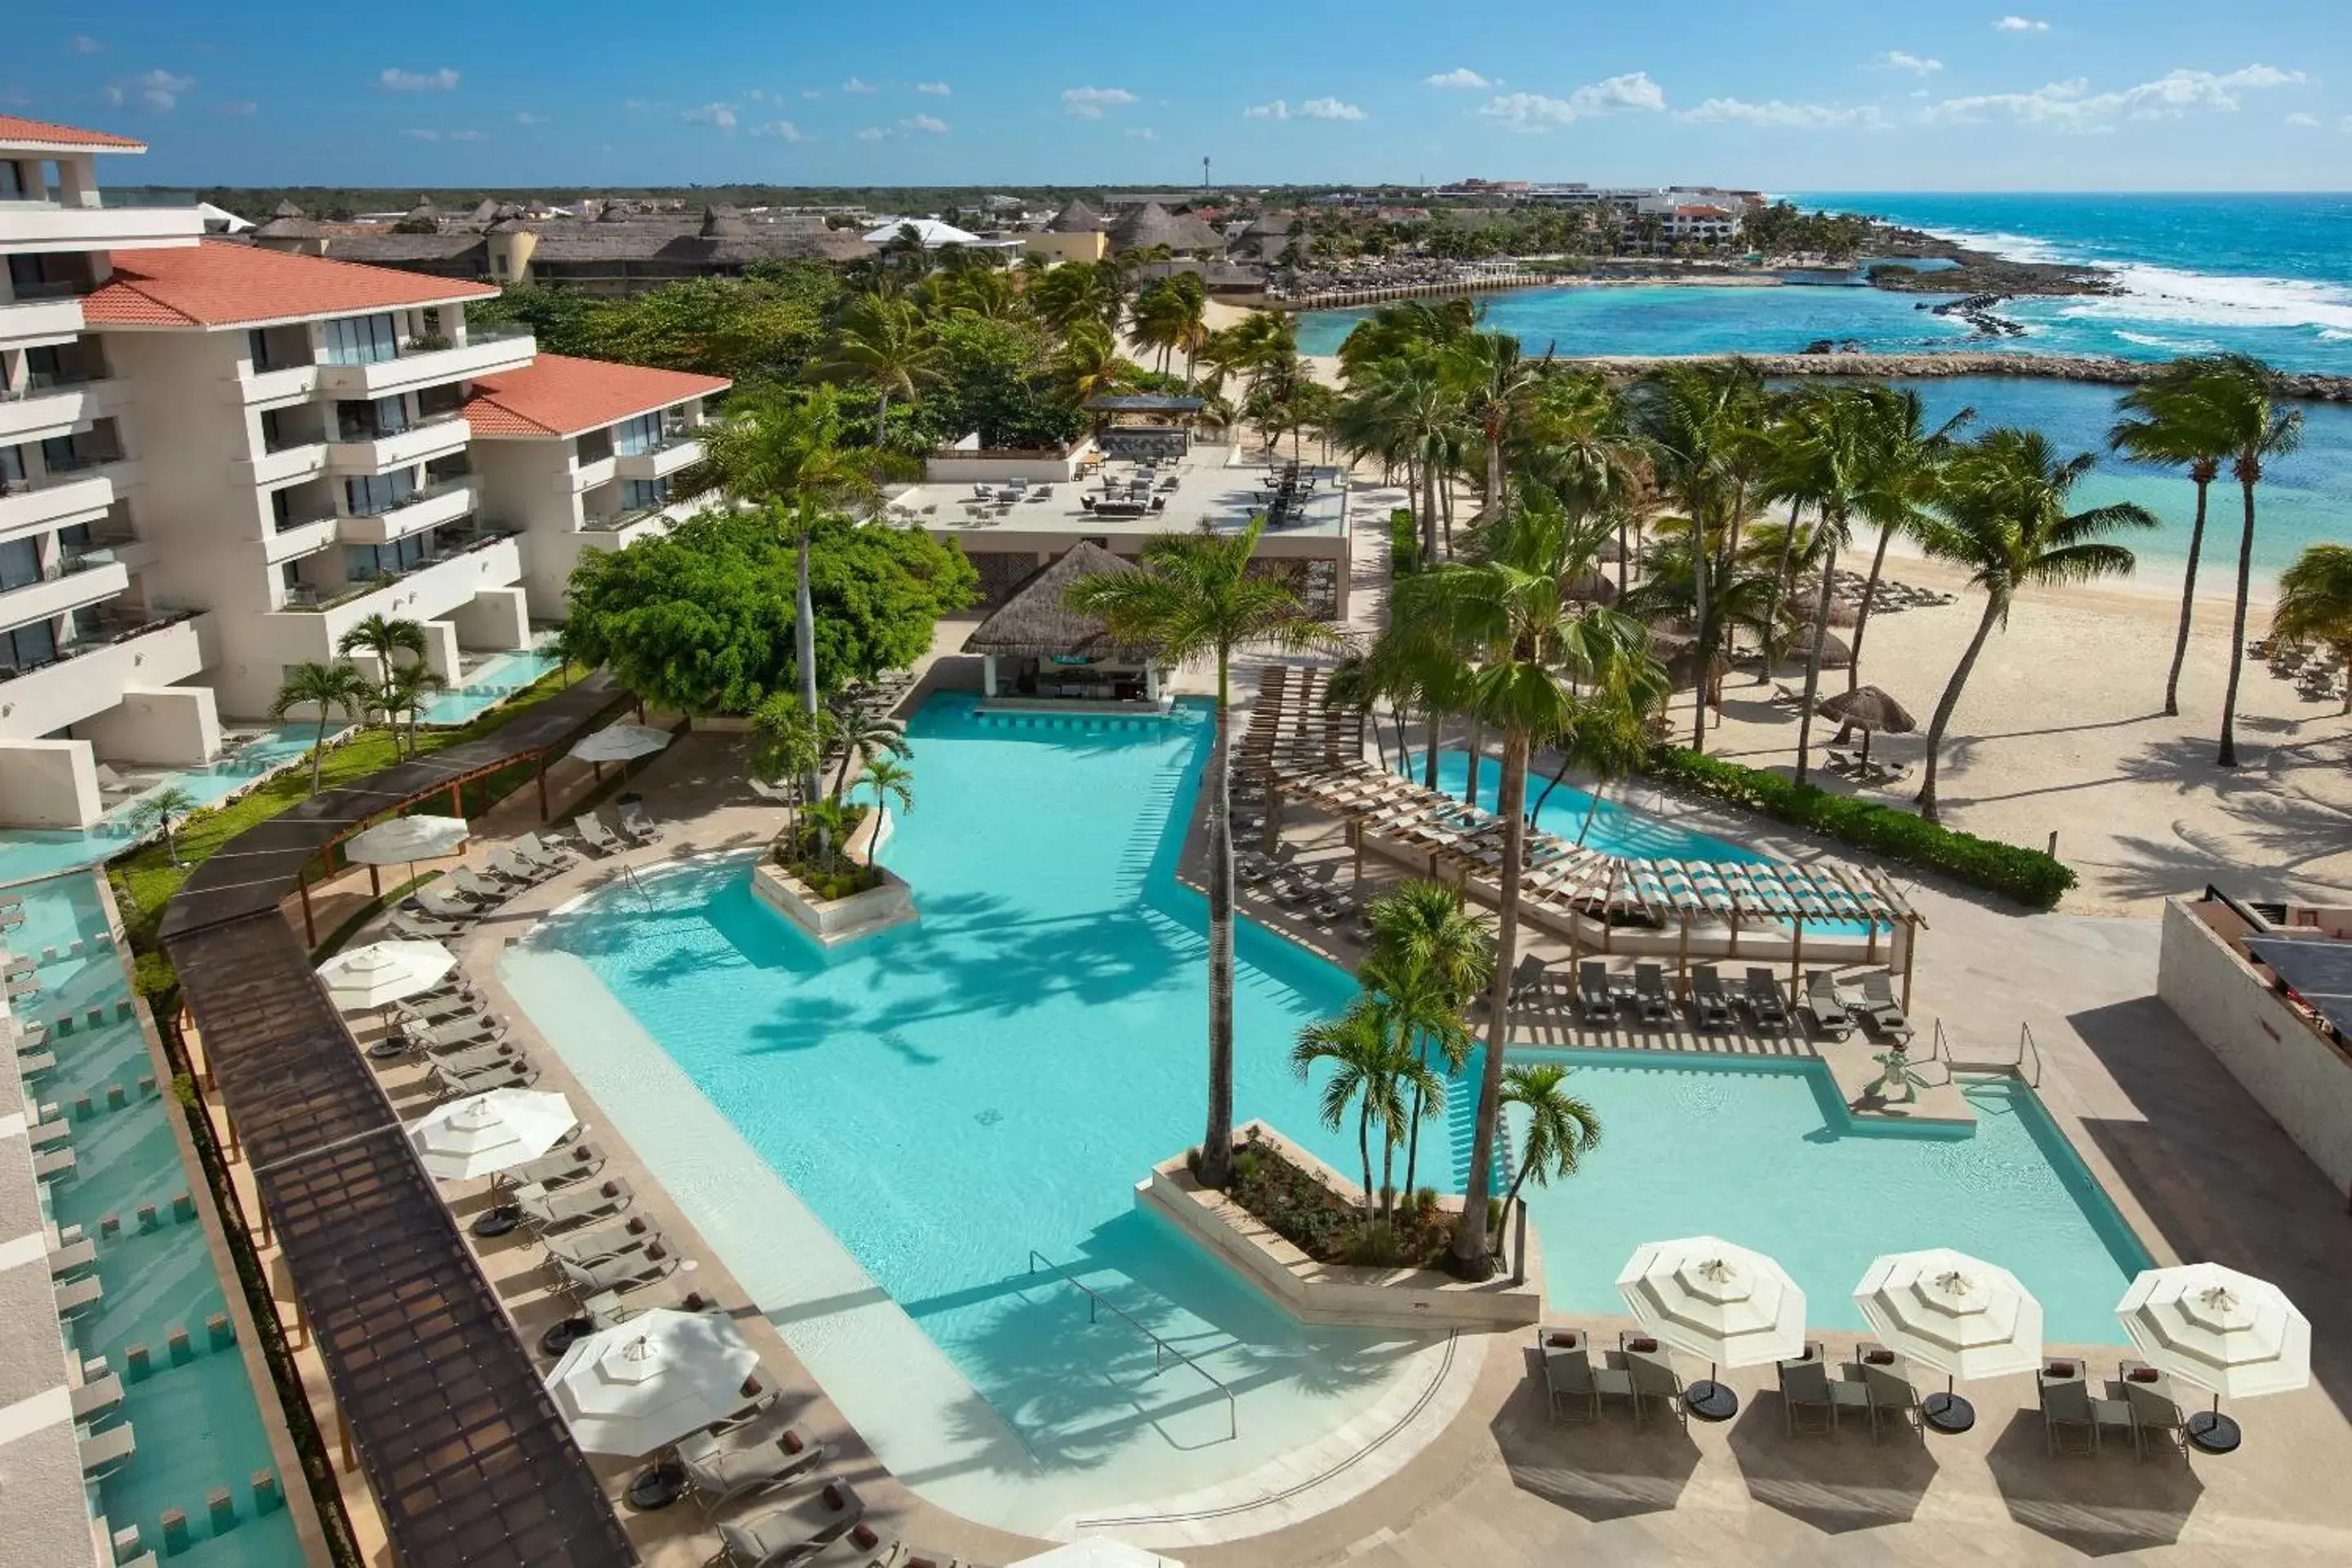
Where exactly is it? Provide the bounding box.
[416,648,561,726]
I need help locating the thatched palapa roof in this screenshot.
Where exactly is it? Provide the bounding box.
[1046,198,1107,234]
[1107,201,1223,254]
[963,542,1159,659]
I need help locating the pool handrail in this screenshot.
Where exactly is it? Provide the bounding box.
[1026,1249,1238,1442]
[2017,1022,2043,1087]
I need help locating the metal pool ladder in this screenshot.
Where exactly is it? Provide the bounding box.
[1026,1250,1237,1441]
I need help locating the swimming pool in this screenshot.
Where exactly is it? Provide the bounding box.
[12,873,304,1567]
[507,693,2151,1530]
[416,647,562,726]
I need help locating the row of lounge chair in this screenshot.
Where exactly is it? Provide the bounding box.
[376,972,548,1098]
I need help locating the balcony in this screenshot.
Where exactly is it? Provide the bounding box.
[336,477,477,546]
[0,553,131,631]
[265,533,521,657]
[234,362,321,405]
[262,510,338,566]
[239,435,330,488]
[313,327,535,399]
[0,376,114,445]
[570,453,618,492]
[0,465,122,539]
[0,608,211,739]
[614,434,702,481]
[0,200,205,254]
[0,296,85,350]
[327,412,471,477]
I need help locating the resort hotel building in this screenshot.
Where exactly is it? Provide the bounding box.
[0,114,725,832]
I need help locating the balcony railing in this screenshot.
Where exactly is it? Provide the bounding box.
[0,605,204,684]
[3,278,90,301]
[615,429,697,458]
[0,460,120,497]
[335,407,469,443]
[279,528,518,612]
[274,508,336,536]
[579,505,666,534]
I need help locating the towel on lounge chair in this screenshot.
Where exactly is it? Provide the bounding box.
[678,1408,828,1516]
[1744,967,1791,1028]
[389,912,465,942]
[1688,965,1732,1028]
[1576,962,1617,1019]
[517,1177,634,1233]
[713,1481,866,1568]
[1803,971,1853,1039]
[1860,971,1913,1043]
[1633,963,1673,1022]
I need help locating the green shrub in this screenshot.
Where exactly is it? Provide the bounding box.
[1643,745,2075,909]
[1388,508,1421,577]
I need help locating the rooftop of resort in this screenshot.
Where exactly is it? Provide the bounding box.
[890,444,1351,541]
[462,354,733,439]
[80,237,497,327]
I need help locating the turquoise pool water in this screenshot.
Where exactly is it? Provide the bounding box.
[13,873,302,1566]
[0,724,324,889]
[416,648,561,726]
[1509,1052,2150,1345]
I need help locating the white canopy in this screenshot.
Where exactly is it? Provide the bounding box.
[345,814,470,866]
[546,1310,761,1457]
[1615,1236,1806,1370]
[568,724,673,765]
[862,216,983,247]
[2117,1263,2310,1401]
[1855,1248,2043,1384]
[408,1089,577,1182]
[315,939,454,1011]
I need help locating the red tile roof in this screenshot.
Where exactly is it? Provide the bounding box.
[81,238,497,328]
[0,114,145,151]
[463,354,730,438]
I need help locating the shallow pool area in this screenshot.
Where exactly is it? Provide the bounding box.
[12,872,303,1567]
[416,647,562,726]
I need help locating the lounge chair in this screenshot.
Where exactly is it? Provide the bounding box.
[1744,967,1792,1029]
[573,813,625,856]
[408,887,481,922]
[1620,1332,1687,1429]
[487,848,559,888]
[79,1423,136,1481]
[1633,963,1673,1024]
[70,1373,122,1422]
[542,1218,661,1268]
[517,1177,634,1234]
[1778,1343,1870,1437]
[405,1014,506,1053]
[399,987,484,1022]
[388,911,466,942]
[429,1042,524,1079]
[553,1242,677,1301]
[1859,971,1913,1043]
[517,829,578,866]
[712,1481,865,1568]
[434,1056,537,1098]
[450,867,512,906]
[1507,953,1549,1009]
[616,801,662,844]
[678,1407,828,1515]
[1856,1343,1923,1442]
[2121,1361,2189,1463]
[2041,1362,2100,1457]
[504,1141,604,1192]
[1802,971,1853,1040]
[1577,961,1617,1020]
[1688,964,1732,1030]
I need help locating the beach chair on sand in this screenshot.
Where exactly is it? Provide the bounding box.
[1577,961,1617,1020]
[1744,968,1792,1030]
[573,813,625,855]
[1803,971,1854,1040]
[1633,963,1673,1023]
[1860,972,1913,1043]
[1688,964,1733,1030]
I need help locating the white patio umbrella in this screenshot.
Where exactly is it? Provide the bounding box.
[1616,1236,1806,1421]
[546,1309,760,1458]
[407,1088,577,1182]
[2117,1262,2310,1453]
[345,813,470,887]
[314,938,454,1012]
[1855,1247,2043,1433]
[569,724,673,765]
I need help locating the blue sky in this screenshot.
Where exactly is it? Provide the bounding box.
[12,1,2352,189]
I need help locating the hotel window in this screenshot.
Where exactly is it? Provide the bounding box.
[344,470,418,517]
[0,538,42,591]
[345,532,429,581]
[320,312,400,367]
[622,479,669,511]
[247,327,275,373]
[0,163,22,200]
[0,620,57,670]
[613,413,664,457]
[336,395,409,441]
[0,447,24,488]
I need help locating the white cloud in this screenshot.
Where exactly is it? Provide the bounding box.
[1062,85,1138,119]
[1993,15,2051,31]
[2286,111,2322,128]
[1244,100,1290,119]
[1679,97,1884,128]
[1877,51,1943,75]
[842,77,878,94]
[399,127,439,140]
[1925,64,2309,127]
[1299,96,1367,120]
[901,112,947,134]
[681,101,738,130]
[380,66,461,92]
[914,81,951,96]
[71,35,104,54]
[1477,73,1666,128]
[448,128,489,140]
[750,120,807,140]
[855,127,889,140]
[112,69,194,111]
[1424,68,1492,89]
[514,110,548,125]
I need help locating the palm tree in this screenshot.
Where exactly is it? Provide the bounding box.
[336,612,427,738]
[816,292,944,444]
[125,785,200,866]
[2190,355,2305,767]
[1066,521,1347,1190]
[1633,363,1762,755]
[1496,1063,1601,1283]
[385,662,448,758]
[826,697,910,804]
[1054,319,1125,406]
[1913,430,2157,822]
[1031,260,1121,334]
[855,755,915,859]
[1395,503,1653,1275]
[1363,880,1489,1200]
[1452,331,1544,516]
[1533,662,1665,842]
[2109,363,2234,719]
[1290,995,1440,1229]
[2270,545,2352,715]
[1774,385,1881,785]
[270,659,373,793]
[1845,390,1971,693]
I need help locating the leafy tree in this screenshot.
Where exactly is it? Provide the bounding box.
[270,660,374,794]
[2270,545,2352,715]
[751,693,832,837]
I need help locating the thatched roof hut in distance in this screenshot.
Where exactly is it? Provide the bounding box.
[1107,201,1223,255]
[963,542,1168,710]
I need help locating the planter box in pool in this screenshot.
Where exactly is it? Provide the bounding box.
[751,858,915,947]
[1138,1120,1544,1331]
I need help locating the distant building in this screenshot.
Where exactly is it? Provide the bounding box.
[1019,200,1108,265]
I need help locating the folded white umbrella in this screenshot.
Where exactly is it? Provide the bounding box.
[569,724,672,765]
[1616,1236,1807,1370]
[315,939,455,1011]
[345,813,470,866]
[546,1309,760,1457]
[408,1088,577,1182]
[2117,1262,2310,1401]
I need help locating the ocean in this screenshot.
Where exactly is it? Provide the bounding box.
[1294,193,2352,576]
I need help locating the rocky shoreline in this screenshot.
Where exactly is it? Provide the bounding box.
[1557,350,2352,403]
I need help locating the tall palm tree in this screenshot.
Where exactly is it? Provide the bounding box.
[1913,430,2156,822]
[1844,390,1971,693]
[2270,544,2352,715]
[816,292,944,444]
[1067,522,1346,1189]
[1496,1063,1601,1282]
[2109,363,2234,719]
[270,660,373,794]
[1362,881,1490,1199]
[1031,260,1121,334]
[336,613,426,742]
[1451,331,1544,517]
[1395,503,1654,1275]
[1633,362,1761,755]
[385,662,448,758]
[1291,994,1441,1228]
[125,785,200,867]
[2191,355,2305,767]
[855,755,915,861]
[1774,385,1880,785]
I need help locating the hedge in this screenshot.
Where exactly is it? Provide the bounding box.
[1643,745,2076,910]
